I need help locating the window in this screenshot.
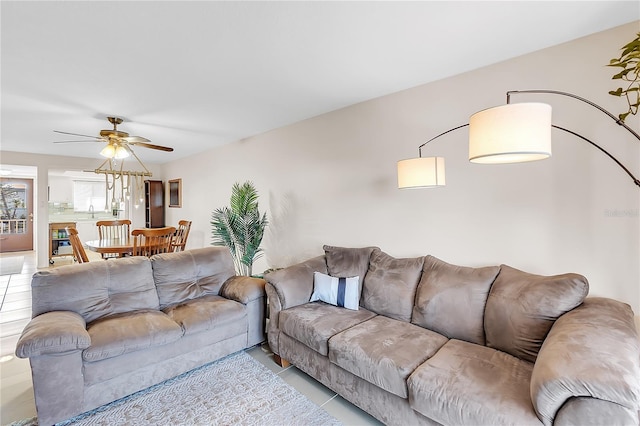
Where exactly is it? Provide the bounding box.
[73,180,106,212]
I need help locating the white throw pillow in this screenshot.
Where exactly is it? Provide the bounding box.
[310,272,360,310]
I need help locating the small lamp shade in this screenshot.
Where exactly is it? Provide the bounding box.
[469,102,552,164]
[114,145,130,159]
[397,157,446,189]
[100,144,116,158]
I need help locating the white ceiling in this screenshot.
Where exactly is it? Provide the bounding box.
[1,1,638,165]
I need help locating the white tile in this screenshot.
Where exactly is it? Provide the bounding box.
[278,366,337,406]
[0,355,31,380]
[0,318,30,337]
[3,290,31,303]
[1,298,31,311]
[0,335,20,356]
[0,308,32,323]
[322,394,384,426]
[5,284,32,295]
[7,275,33,285]
[1,395,36,426]
[1,366,32,388]
[246,345,289,374]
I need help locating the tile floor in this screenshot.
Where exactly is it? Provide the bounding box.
[0,251,382,425]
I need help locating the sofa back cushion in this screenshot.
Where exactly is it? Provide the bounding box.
[323,245,377,293]
[411,255,500,345]
[31,256,158,324]
[151,247,236,309]
[362,249,424,321]
[484,264,589,363]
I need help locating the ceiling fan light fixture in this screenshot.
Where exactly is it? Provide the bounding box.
[114,145,129,159]
[100,144,116,158]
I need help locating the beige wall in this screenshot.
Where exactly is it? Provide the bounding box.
[170,21,634,314]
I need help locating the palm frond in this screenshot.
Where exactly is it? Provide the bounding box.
[211,181,268,276]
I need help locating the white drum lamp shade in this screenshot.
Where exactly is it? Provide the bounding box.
[397,157,446,189]
[469,102,552,164]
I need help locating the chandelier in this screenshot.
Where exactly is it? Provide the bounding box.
[90,144,152,211]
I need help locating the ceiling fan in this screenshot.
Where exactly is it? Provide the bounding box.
[54,116,174,159]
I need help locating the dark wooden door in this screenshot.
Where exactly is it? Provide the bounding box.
[145,180,165,228]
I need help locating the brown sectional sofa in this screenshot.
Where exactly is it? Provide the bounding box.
[265,245,640,425]
[15,247,266,425]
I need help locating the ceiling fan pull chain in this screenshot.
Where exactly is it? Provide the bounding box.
[120,171,125,201]
[104,174,110,211]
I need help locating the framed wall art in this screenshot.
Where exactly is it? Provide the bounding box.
[168,178,182,208]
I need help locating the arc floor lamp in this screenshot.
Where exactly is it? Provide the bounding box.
[397,90,640,189]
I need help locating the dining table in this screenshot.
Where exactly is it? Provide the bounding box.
[85,237,133,257]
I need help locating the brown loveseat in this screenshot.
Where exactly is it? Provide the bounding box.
[265,245,640,425]
[15,247,266,425]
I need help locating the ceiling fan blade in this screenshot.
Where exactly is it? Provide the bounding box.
[121,135,151,143]
[129,142,174,152]
[53,130,104,140]
[53,140,105,143]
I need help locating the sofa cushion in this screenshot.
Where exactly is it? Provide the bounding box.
[329,315,447,398]
[411,255,500,345]
[311,272,360,310]
[362,249,424,322]
[162,295,247,335]
[31,256,159,324]
[408,339,541,425]
[83,310,183,362]
[484,265,589,363]
[279,302,376,356]
[323,245,377,294]
[151,247,236,309]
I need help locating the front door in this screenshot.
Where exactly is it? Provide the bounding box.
[0,178,34,252]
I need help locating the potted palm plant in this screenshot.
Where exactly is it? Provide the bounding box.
[211,181,268,276]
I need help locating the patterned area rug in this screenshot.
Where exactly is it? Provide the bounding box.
[0,256,24,276]
[11,351,341,426]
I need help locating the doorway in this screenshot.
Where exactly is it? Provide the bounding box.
[0,178,34,252]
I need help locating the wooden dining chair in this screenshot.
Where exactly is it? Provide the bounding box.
[66,227,89,264]
[171,220,192,252]
[131,227,176,257]
[96,220,131,259]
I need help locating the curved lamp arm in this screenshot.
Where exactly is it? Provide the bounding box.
[505,89,639,187]
[417,123,468,157]
[507,89,640,142]
[553,125,640,187]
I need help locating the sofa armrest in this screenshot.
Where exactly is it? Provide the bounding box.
[530,297,640,426]
[15,311,90,358]
[220,276,267,346]
[264,255,327,310]
[220,275,266,304]
[263,256,327,356]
